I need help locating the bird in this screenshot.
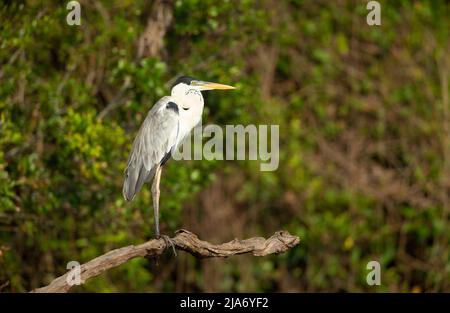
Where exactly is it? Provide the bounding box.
[123,76,235,239]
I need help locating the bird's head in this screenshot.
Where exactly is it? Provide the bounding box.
[170,76,235,97]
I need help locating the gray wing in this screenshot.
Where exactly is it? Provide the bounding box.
[123,96,179,201]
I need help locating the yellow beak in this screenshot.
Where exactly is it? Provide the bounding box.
[194,81,236,91]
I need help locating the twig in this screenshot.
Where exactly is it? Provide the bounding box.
[31,229,300,293]
[96,77,131,121]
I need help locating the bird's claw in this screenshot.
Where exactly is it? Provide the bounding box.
[160,234,177,257]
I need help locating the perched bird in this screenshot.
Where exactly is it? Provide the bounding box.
[123,76,235,238]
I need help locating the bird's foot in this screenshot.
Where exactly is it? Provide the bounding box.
[159,234,177,257]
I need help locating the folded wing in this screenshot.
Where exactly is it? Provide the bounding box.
[123,96,179,201]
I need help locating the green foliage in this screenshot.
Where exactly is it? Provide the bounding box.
[0,0,449,292]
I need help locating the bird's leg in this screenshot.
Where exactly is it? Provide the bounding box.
[151,164,162,239]
[150,165,177,257]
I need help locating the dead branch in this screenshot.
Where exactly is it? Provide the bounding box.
[32,229,299,293]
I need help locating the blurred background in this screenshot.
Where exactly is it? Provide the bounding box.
[0,0,449,292]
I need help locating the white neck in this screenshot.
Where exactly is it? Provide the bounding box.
[171,83,205,147]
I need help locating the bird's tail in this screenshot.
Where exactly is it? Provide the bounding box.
[122,163,155,201]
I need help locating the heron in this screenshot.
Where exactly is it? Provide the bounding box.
[123,76,235,239]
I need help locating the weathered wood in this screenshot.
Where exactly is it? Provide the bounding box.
[32,229,300,293]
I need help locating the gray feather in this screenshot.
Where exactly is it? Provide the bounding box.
[123,96,180,201]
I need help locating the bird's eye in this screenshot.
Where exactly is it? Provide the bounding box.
[182,107,189,111]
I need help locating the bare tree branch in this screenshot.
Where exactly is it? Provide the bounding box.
[31,229,300,293]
